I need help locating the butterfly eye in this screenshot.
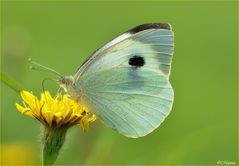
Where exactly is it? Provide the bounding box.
[58,77,65,84]
[128,56,145,67]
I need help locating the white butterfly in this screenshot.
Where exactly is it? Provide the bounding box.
[58,23,174,138]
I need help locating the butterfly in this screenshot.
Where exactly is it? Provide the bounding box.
[58,23,174,138]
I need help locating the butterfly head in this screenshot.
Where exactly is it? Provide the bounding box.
[28,58,78,98]
[58,76,75,92]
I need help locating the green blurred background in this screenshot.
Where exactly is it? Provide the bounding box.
[1,1,238,165]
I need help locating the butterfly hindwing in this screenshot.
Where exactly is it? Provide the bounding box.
[76,67,173,138]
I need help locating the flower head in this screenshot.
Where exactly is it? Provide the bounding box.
[16,90,96,131]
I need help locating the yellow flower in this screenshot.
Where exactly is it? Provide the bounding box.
[16,90,96,131]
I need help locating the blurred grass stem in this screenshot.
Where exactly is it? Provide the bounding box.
[0,71,23,93]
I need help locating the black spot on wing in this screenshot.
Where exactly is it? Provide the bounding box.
[129,56,145,67]
[128,23,171,34]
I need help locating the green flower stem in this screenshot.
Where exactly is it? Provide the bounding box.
[42,126,68,166]
[0,71,23,93]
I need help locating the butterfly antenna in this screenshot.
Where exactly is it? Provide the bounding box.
[41,77,57,103]
[28,58,62,77]
[42,78,55,92]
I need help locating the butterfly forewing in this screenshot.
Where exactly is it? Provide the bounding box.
[74,23,174,82]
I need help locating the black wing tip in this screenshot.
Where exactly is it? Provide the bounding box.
[128,23,172,34]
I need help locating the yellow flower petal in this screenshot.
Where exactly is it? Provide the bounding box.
[88,114,97,122]
[53,112,63,126]
[54,112,62,118]
[15,103,33,117]
[40,91,53,103]
[20,91,36,106]
[20,90,42,116]
[16,103,25,113]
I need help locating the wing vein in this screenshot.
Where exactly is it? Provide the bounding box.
[92,91,173,102]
